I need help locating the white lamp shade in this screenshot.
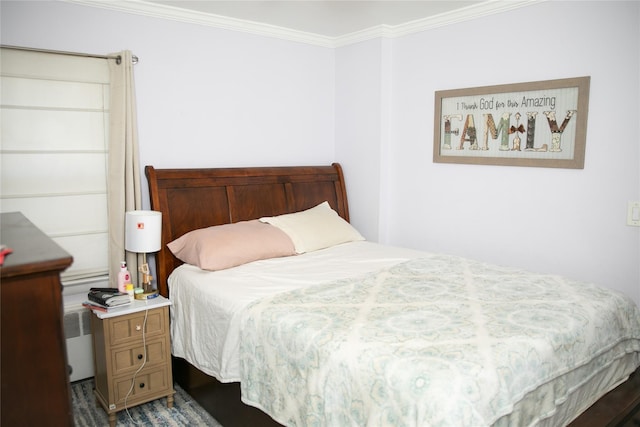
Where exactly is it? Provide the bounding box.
[125,210,162,253]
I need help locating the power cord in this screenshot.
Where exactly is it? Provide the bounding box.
[123,308,149,425]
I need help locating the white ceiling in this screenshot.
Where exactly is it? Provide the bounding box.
[69,0,540,47]
[146,1,485,37]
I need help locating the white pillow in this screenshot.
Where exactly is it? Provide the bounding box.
[259,201,364,254]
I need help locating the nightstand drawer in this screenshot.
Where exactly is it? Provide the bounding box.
[112,366,171,406]
[109,309,166,346]
[112,338,168,376]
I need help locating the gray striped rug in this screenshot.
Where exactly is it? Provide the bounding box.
[72,379,222,426]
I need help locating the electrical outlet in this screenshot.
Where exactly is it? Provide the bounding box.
[627,201,640,226]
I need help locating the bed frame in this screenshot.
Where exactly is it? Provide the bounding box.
[146,163,349,299]
[145,163,640,427]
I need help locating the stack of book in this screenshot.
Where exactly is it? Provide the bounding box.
[83,288,132,312]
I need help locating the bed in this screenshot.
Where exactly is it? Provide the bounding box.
[146,163,640,426]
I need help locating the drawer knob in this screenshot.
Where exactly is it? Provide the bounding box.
[139,382,145,389]
[137,354,143,360]
[136,324,142,331]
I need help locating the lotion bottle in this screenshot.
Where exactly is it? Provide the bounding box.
[118,261,131,293]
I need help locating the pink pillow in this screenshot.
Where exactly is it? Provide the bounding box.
[167,220,295,271]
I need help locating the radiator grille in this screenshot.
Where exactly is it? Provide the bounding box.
[64,307,94,381]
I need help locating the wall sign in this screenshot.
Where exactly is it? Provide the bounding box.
[433,76,590,168]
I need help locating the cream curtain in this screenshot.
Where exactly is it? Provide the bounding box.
[108,50,142,287]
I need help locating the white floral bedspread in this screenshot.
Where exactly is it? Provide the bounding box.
[239,255,640,426]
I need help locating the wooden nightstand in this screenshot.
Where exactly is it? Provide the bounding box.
[89,296,175,427]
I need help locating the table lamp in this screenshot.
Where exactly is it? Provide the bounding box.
[125,210,161,294]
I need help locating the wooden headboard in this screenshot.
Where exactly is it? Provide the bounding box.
[145,163,350,297]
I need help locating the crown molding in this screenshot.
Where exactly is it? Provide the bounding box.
[334,0,545,47]
[63,0,336,47]
[388,0,545,40]
[64,0,545,48]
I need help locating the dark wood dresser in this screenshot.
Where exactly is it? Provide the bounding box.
[1,212,74,426]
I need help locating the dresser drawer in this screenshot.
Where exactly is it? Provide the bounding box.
[108,308,166,346]
[112,365,171,406]
[111,337,168,377]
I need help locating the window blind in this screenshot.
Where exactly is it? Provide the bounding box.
[0,48,110,293]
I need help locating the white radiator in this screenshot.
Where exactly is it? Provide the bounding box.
[63,305,94,382]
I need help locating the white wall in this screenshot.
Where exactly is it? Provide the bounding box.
[3,1,638,305]
[334,38,393,242]
[336,1,640,304]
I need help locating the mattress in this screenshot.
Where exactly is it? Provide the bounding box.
[168,241,640,426]
[168,241,425,382]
